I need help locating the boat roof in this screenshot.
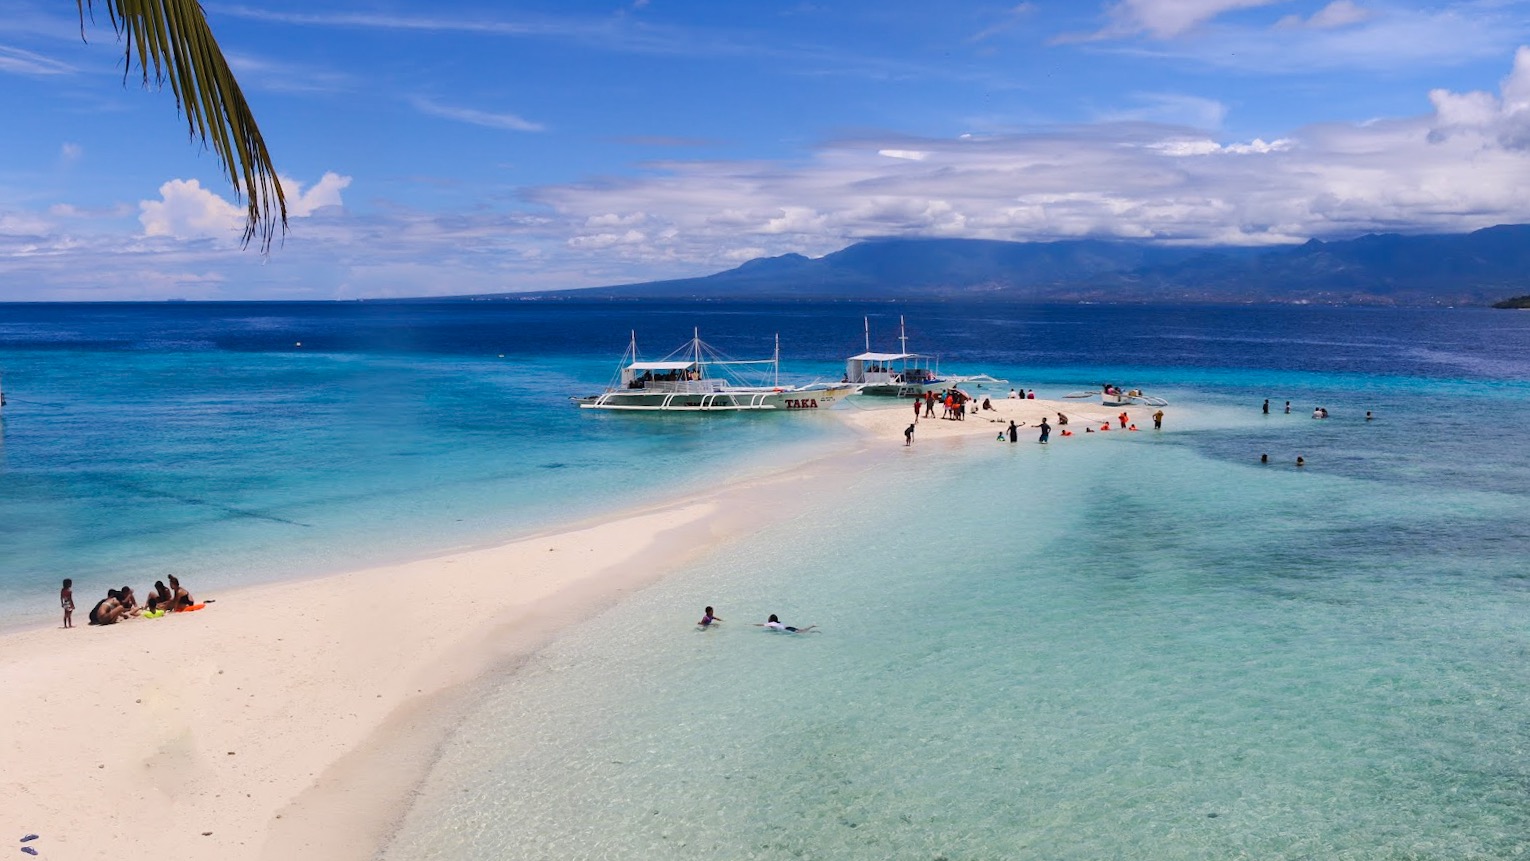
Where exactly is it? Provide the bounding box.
[847,352,917,361]
[627,360,698,371]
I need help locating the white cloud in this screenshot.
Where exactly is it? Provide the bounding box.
[139,172,352,241]
[518,47,1530,260]
[59,142,82,163]
[1277,0,1372,30]
[410,96,546,132]
[0,45,74,76]
[139,179,244,240]
[878,149,931,160]
[1106,3,1524,73]
[283,172,352,216]
[1097,0,1284,39]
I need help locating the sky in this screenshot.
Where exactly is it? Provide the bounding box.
[3,0,1530,300]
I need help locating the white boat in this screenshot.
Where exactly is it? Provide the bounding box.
[1064,385,1169,407]
[845,317,1005,397]
[574,331,855,412]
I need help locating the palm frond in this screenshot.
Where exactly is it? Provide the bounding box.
[79,0,287,251]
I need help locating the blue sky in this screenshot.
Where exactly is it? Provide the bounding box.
[2,0,1530,299]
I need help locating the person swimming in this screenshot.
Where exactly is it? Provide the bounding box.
[756,613,817,634]
[698,606,722,628]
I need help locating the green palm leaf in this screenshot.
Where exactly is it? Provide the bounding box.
[79,0,287,251]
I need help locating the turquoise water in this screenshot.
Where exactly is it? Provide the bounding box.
[383,387,1530,859]
[5,302,1530,856]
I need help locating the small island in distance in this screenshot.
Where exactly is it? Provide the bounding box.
[1492,295,1530,308]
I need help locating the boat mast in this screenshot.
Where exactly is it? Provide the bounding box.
[864,317,870,353]
[774,334,780,387]
[899,315,908,355]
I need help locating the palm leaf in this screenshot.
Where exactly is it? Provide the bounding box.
[79,0,287,251]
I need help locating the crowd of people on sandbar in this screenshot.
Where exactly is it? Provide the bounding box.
[908,388,1004,423]
[696,606,818,634]
[61,574,205,628]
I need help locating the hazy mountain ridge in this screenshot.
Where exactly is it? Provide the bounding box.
[491,225,1530,306]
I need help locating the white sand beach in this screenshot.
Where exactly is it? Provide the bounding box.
[0,394,1168,860]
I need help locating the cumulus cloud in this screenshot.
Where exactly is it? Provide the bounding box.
[139,172,352,241]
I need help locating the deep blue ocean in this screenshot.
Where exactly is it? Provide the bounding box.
[4,300,1530,858]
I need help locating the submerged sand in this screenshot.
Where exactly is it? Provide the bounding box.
[0,393,1170,860]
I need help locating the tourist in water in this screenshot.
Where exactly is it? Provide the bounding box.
[1038,417,1051,444]
[1153,409,1164,430]
[757,613,817,633]
[698,606,722,628]
[1260,453,1269,464]
[1118,411,1129,429]
[1007,421,1018,443]
[1284,401,1291,414]
[1263,399,1270,414]
[904,423,915,446]
[1296,456,1306,467]
[1366,410,1374,421]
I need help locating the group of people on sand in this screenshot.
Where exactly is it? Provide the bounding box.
[61,575,200,628]
[1007,388,1037,399]
[911,389,983,423]
[696,606,817,634]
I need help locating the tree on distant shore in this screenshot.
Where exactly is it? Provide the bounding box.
[78,0,286,251]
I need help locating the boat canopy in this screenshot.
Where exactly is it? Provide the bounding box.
[626,360,697,371]
[847,351,918,362]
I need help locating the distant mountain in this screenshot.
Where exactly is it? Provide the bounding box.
[486,225,1530,306]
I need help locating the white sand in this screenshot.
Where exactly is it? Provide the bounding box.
[0,392,1171,860]
[836,393,1154,443]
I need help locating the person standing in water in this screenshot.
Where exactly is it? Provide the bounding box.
[904,423,915,446]
[1007,421,1018,443]
[1038,418,1051,444]
[1153,409,1164,430]
[1263,399,1270,414]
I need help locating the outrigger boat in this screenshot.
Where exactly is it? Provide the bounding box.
[1064,385,1169,407]
[844,317,1006,397]
[574,331,855,412]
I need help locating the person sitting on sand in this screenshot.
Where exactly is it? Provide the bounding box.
[756,613,817,633]
[88,595,125,626]
[145,580,173,612]
[116,586,139,613]
[1056,413,1068,425]
[168,575,193,608]
[698,606,722,628]
[1008,388,1019,399]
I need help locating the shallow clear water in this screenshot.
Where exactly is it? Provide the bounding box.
[4,301,1530,857]
[385,398,1530,860]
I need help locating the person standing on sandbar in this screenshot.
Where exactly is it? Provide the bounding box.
[904,423,915,446]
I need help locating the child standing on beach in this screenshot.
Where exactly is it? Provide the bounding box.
[60,578,74,629]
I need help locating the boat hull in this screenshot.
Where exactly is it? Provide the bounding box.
[575,385,856,412]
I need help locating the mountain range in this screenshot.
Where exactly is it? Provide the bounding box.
[492,224,1530,306]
